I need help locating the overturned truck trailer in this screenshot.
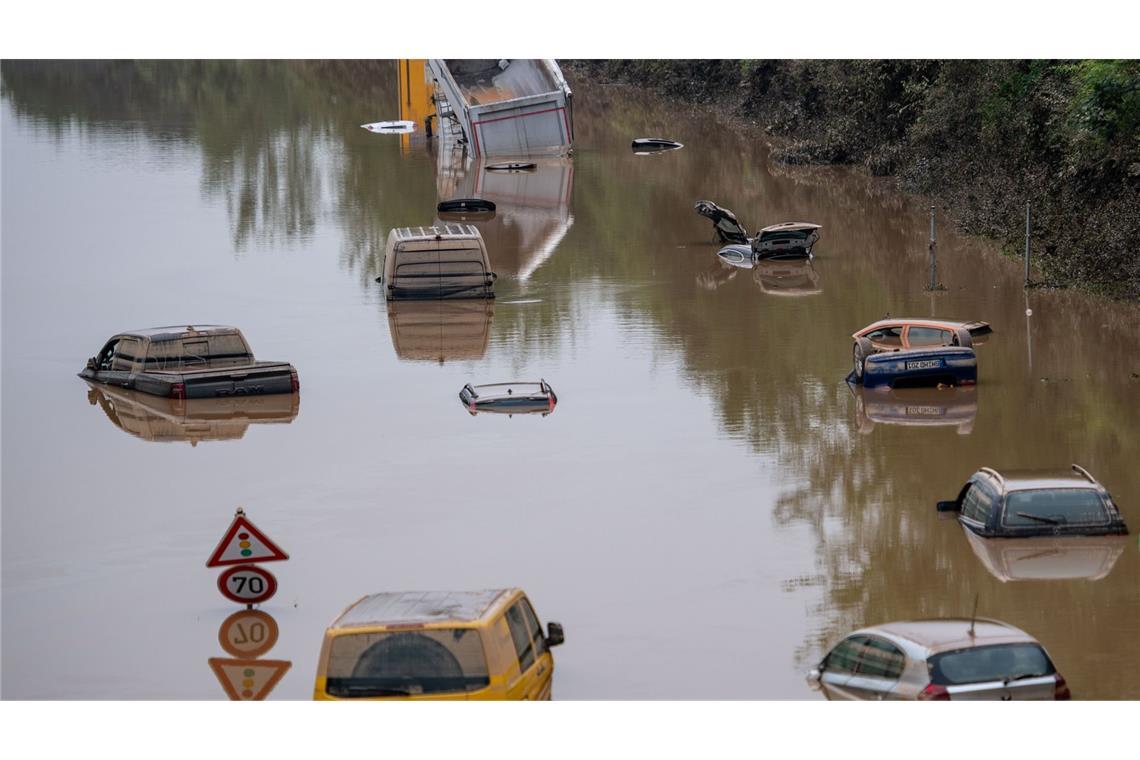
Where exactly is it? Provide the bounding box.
[428,59,573,158]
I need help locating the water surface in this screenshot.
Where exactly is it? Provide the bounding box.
[3,61,1138,699]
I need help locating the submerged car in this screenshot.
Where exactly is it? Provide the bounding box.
[851,317,990,389]
[694,200,822,258]
[79,325,299,399]
[459,380,557,416]
[378,225,497,300]
[808,618,1070,700]
[313,589,564,700]
[937,465,1129,537]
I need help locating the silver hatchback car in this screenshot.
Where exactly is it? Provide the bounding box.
[807,618,1070,700]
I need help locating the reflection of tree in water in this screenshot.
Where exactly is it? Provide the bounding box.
[1,60,419,258]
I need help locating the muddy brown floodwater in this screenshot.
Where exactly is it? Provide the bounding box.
[2,61,1139,700]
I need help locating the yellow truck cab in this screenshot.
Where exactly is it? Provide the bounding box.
[313,589,564,700]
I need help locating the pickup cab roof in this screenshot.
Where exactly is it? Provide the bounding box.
[121,325,238,340]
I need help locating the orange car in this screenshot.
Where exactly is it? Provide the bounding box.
[852,318,992,353]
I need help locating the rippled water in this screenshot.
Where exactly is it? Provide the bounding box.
[2,61,1138,699]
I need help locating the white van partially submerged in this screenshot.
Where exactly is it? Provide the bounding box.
[379,225,497,300]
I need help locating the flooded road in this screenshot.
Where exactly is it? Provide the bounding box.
[2,61,1138,699]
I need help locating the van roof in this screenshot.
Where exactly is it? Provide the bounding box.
[122,325,238,340]
[330,589,514,630]
[391,224,482,242]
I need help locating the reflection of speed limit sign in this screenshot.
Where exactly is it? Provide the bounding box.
[218,609,280,657]
[217,564,278,605]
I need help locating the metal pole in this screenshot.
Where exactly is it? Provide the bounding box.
[1024,202,1031,287]
[928,206,937,290]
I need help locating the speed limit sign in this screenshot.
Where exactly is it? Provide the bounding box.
[217,564,278,605]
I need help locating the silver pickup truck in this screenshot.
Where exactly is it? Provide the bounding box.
[78,325,298,399]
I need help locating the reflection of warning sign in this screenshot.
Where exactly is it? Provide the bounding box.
[218,610,280,658]
[209,658,292,701]
[206,510,289,567]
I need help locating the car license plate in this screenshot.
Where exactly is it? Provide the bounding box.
[906,359,942,370]
[906,405,945,416]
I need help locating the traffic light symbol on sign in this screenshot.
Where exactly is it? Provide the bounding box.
[206,513,289,567]
[209,658,292,701]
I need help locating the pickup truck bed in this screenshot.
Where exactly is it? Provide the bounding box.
[82,361,297,399]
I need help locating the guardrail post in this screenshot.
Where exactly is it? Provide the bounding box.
[1024,202,1032,288]
[928,206,937,290]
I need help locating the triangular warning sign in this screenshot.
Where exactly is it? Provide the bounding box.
[208,658,292,701]
[206,512,289,567]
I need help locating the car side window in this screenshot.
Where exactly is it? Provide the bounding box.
[518,597,548,658]
[961,483,993,524]
[907,326,952,346]
[853,637,905,679]
[823,637,864,675]
[505,601,536,672]
[98,339,120,371]
[112,338,141,372]
[865,327,903,347]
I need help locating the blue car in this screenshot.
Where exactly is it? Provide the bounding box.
[850,319,983,389]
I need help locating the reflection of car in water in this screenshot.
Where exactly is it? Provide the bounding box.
[435,153,573,281]
[807,618,1070,700]
[699,253,822,296]
[851,384,977,435]
[962,529,1127,582]
[86,381,299,445]
[387,299,494,363]
[754,259,821,296]
[937,465,1129,537]
[459,381,557,416]
[313,589,565,700]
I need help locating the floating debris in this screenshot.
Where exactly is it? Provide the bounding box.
[632,137,683,154]
[486,161,537,172]
[361,120,416,134]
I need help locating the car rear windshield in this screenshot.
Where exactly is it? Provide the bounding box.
[1003,488,1109,527]
[929,644,1054,685]
[324,629,489,697]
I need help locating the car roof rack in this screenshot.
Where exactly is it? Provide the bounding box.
[1071,464,1097,484]
[978,466,1005,486]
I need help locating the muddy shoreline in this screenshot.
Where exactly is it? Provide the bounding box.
[564,60,1140,301]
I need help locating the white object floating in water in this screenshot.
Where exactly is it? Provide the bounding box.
[361,120,416,134]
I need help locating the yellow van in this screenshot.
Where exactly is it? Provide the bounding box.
[313,589,564,700]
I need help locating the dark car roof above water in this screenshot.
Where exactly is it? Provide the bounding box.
[981,468,1102,492]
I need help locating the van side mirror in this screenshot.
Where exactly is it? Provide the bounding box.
[806,668,822,690]
[545,621,565,647]
[936,500,960,512]
[86,357,97,370]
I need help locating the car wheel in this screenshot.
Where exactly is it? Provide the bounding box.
[853,342,866,381]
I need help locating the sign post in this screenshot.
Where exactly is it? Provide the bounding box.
[207,507,288,608]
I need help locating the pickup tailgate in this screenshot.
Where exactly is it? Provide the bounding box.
[147,362,296,398]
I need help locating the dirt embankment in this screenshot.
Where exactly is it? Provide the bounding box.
[566,60,1140,300]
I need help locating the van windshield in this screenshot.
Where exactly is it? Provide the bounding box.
[1003,488,1108,527]
[929,644,1054,685]
[325,629,489,697]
